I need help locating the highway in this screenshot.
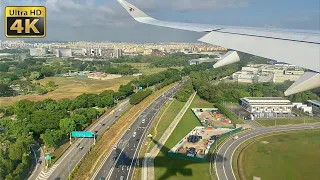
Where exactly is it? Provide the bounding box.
[34,100,131,180]
[214,123,320,180]
[91,84,181,180]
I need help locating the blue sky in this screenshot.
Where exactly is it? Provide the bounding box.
[0,0,319,42]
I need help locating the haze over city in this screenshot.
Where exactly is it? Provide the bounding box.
[0,0,319,41]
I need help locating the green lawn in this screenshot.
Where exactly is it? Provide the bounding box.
[240,130,320,180]
[147,99,186,152]
[256,118,320,127]
[154,95,214,180]
[139,68,168,75]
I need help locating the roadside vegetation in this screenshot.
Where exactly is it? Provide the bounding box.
[237,130,320,180]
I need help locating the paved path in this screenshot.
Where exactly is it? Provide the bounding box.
[142,92,197,180]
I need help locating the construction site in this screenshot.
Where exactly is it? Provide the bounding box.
[191,108,234,128]
[168,126,242,160]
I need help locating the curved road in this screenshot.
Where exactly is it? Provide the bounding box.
[215,123,320,180]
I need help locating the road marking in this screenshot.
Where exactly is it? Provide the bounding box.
[216,125,318,180]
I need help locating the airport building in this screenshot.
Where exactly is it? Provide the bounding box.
[240,97,293,118]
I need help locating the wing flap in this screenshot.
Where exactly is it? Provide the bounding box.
[199,31,320,72]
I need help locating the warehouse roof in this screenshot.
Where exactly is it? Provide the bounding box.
[307,100,320,107]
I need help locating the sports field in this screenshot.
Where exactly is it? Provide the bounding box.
[0,76,134,107]
[154,95,214,180]
[239,130,320,180]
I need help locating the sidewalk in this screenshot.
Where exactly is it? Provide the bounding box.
[142,92,197,180]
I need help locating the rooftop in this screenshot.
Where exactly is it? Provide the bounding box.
[243,97,288,101]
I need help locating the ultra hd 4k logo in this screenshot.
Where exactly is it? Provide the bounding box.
[5,6,46,38]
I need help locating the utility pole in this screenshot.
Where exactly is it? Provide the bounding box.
[69,132,72,145]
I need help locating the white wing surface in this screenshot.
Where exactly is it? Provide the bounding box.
[117,0,320,95]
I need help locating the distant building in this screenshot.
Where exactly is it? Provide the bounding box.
[114,49,123,58]
[189,57,216,65]
[30,48,47,56]
[71,48,86,56]
[240,97,293,118]
[56,48,72,57]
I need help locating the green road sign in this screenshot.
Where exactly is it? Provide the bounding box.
[45,155,51,161]
[71,131,93,138]
[138,86,143,90]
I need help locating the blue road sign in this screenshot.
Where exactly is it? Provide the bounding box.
[71,131,93,138]
[138,86,143,90]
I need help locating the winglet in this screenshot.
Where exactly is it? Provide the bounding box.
[117,0,153,22]
[284,72,320,96]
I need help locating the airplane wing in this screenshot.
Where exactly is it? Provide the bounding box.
[117,0,320,95]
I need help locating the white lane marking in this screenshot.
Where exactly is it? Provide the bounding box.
[217,125,317,180]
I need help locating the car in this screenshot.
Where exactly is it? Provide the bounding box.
[94,130,98,134]
[128,127,131,131]
[79,146,83,150]
[113,146,117,150]
[133,132,136,137]
[124,154,128,159]
[233,135,239,140]
[120,176,124,180]
[142,119,145,123]
[136,138,139,141]
[99,123,102,126]
[99,178,105,180]
[76,143,80,147]
[115,115,119,118]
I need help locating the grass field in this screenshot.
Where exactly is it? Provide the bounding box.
[0,76,134,107]
[256,118,320,127]
[239,130,320,180]
[147,99,186,152]
[139,67,168,75]
[154,95,214,180]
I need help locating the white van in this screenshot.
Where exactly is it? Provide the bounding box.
[133,132,136,137]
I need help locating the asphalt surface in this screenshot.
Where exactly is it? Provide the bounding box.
[215,123,320,180]
[33,100,131,180]
[92,84,181,180]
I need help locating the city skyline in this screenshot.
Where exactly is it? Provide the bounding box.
[0,0,319,41]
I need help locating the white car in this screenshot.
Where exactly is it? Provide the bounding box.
[133,132,136,137]
[233,135,239,140]
[142,119,145,124]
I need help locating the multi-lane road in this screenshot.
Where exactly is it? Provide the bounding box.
[33,100,131,180]
[215,123,320,180]
[91,84,181,180]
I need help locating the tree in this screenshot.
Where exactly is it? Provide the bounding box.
[0,84,13,97]
[0,63,9,72]
[29,71,40,80]
[42,130,63,148]
[59,118,76,134]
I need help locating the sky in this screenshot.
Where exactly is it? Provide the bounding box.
[0,0,319,42]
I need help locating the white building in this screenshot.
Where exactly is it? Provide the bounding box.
[240,97,293,118]
[189,57,216,65]
[30,48,47,56]
[56,48,72,57]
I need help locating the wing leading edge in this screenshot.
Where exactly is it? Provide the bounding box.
[117,0,320,95]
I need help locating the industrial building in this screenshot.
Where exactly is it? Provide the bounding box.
[240,97,293,118]
[307,100,320,110]
[30,48,47,56]
[189,57,217,65]
[232,64,304,83]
